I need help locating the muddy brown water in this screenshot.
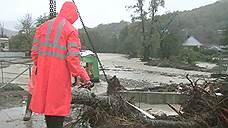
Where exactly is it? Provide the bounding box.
[98,53,213,87]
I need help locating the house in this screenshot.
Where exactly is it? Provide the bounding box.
[182,36,202,48]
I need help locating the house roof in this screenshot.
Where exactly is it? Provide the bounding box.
[209,45,223,51]
[182,36,202,47]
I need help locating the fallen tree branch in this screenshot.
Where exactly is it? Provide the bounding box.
[167,103,183,118]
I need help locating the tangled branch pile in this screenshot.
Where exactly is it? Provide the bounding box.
[66,75,227,128]
[69,88,198,127]
[176,75,228,127]
[69,88,150,128]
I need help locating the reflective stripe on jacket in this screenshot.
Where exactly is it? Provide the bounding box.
[30,2,90,116]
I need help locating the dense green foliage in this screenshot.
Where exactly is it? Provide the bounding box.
[10,31,31,51]
[221,24,228,45]
[35,14,50,27]
[10,14,35,51]
[79,0,228,62]
[9,14,50,51]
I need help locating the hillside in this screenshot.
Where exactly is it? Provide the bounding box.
[78,0,228,53]
[79,21,129,52]
[177,0,228,45]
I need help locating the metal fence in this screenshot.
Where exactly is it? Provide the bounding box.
[0,59,32,90]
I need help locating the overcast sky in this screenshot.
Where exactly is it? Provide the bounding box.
[0,0,218,30]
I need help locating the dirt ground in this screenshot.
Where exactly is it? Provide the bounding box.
[0,85,27,110]
[0,85,46,128]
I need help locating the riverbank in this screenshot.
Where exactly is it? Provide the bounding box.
[145,59,217,72]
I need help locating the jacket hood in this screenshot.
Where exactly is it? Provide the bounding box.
[59,2,78,24]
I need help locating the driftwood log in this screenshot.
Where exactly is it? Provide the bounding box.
[71,88,200,128]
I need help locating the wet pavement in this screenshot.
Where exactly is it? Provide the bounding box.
[0,81,108,128]
[0,107,46,128]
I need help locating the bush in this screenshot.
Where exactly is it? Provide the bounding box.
[178,48,219,65]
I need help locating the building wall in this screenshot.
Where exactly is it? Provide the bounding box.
[0,52,25,58]
[0,38,9,51]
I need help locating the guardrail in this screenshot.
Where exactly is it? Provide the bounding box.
[0,59,32,89]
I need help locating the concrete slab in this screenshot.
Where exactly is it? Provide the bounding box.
[117,91,186,104]
[138,103,181,116]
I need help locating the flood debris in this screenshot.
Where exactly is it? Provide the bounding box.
[175,74,228,127]
[70,88,149,128]
[107,75,126,95]
[1,75,227,128]
[65,75,228,128]
[70,87,200,128]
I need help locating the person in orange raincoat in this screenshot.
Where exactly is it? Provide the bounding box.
[29,2,91,128]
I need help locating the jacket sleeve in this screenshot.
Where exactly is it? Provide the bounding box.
[31,29,40,66]
[66,29,90,81]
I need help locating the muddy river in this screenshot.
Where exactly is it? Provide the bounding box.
[98,53,213,86]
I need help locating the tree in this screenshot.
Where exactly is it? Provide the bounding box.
[160,33,182,59]
[221,25,228,46]
[125,25,142,57]
[10,33,29,51]
[17,14,35,39]
[35,14,49,27]
[127,0,147,59]
[148,0,165,28]
[119,26,129,53]
[143,0,165,60]
[10,14,35,51]
[109,35,119,53]
[157,13,179,58]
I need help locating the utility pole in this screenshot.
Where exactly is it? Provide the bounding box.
[49,0,56,19]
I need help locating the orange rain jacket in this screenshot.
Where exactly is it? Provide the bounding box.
[29,2,90,116]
